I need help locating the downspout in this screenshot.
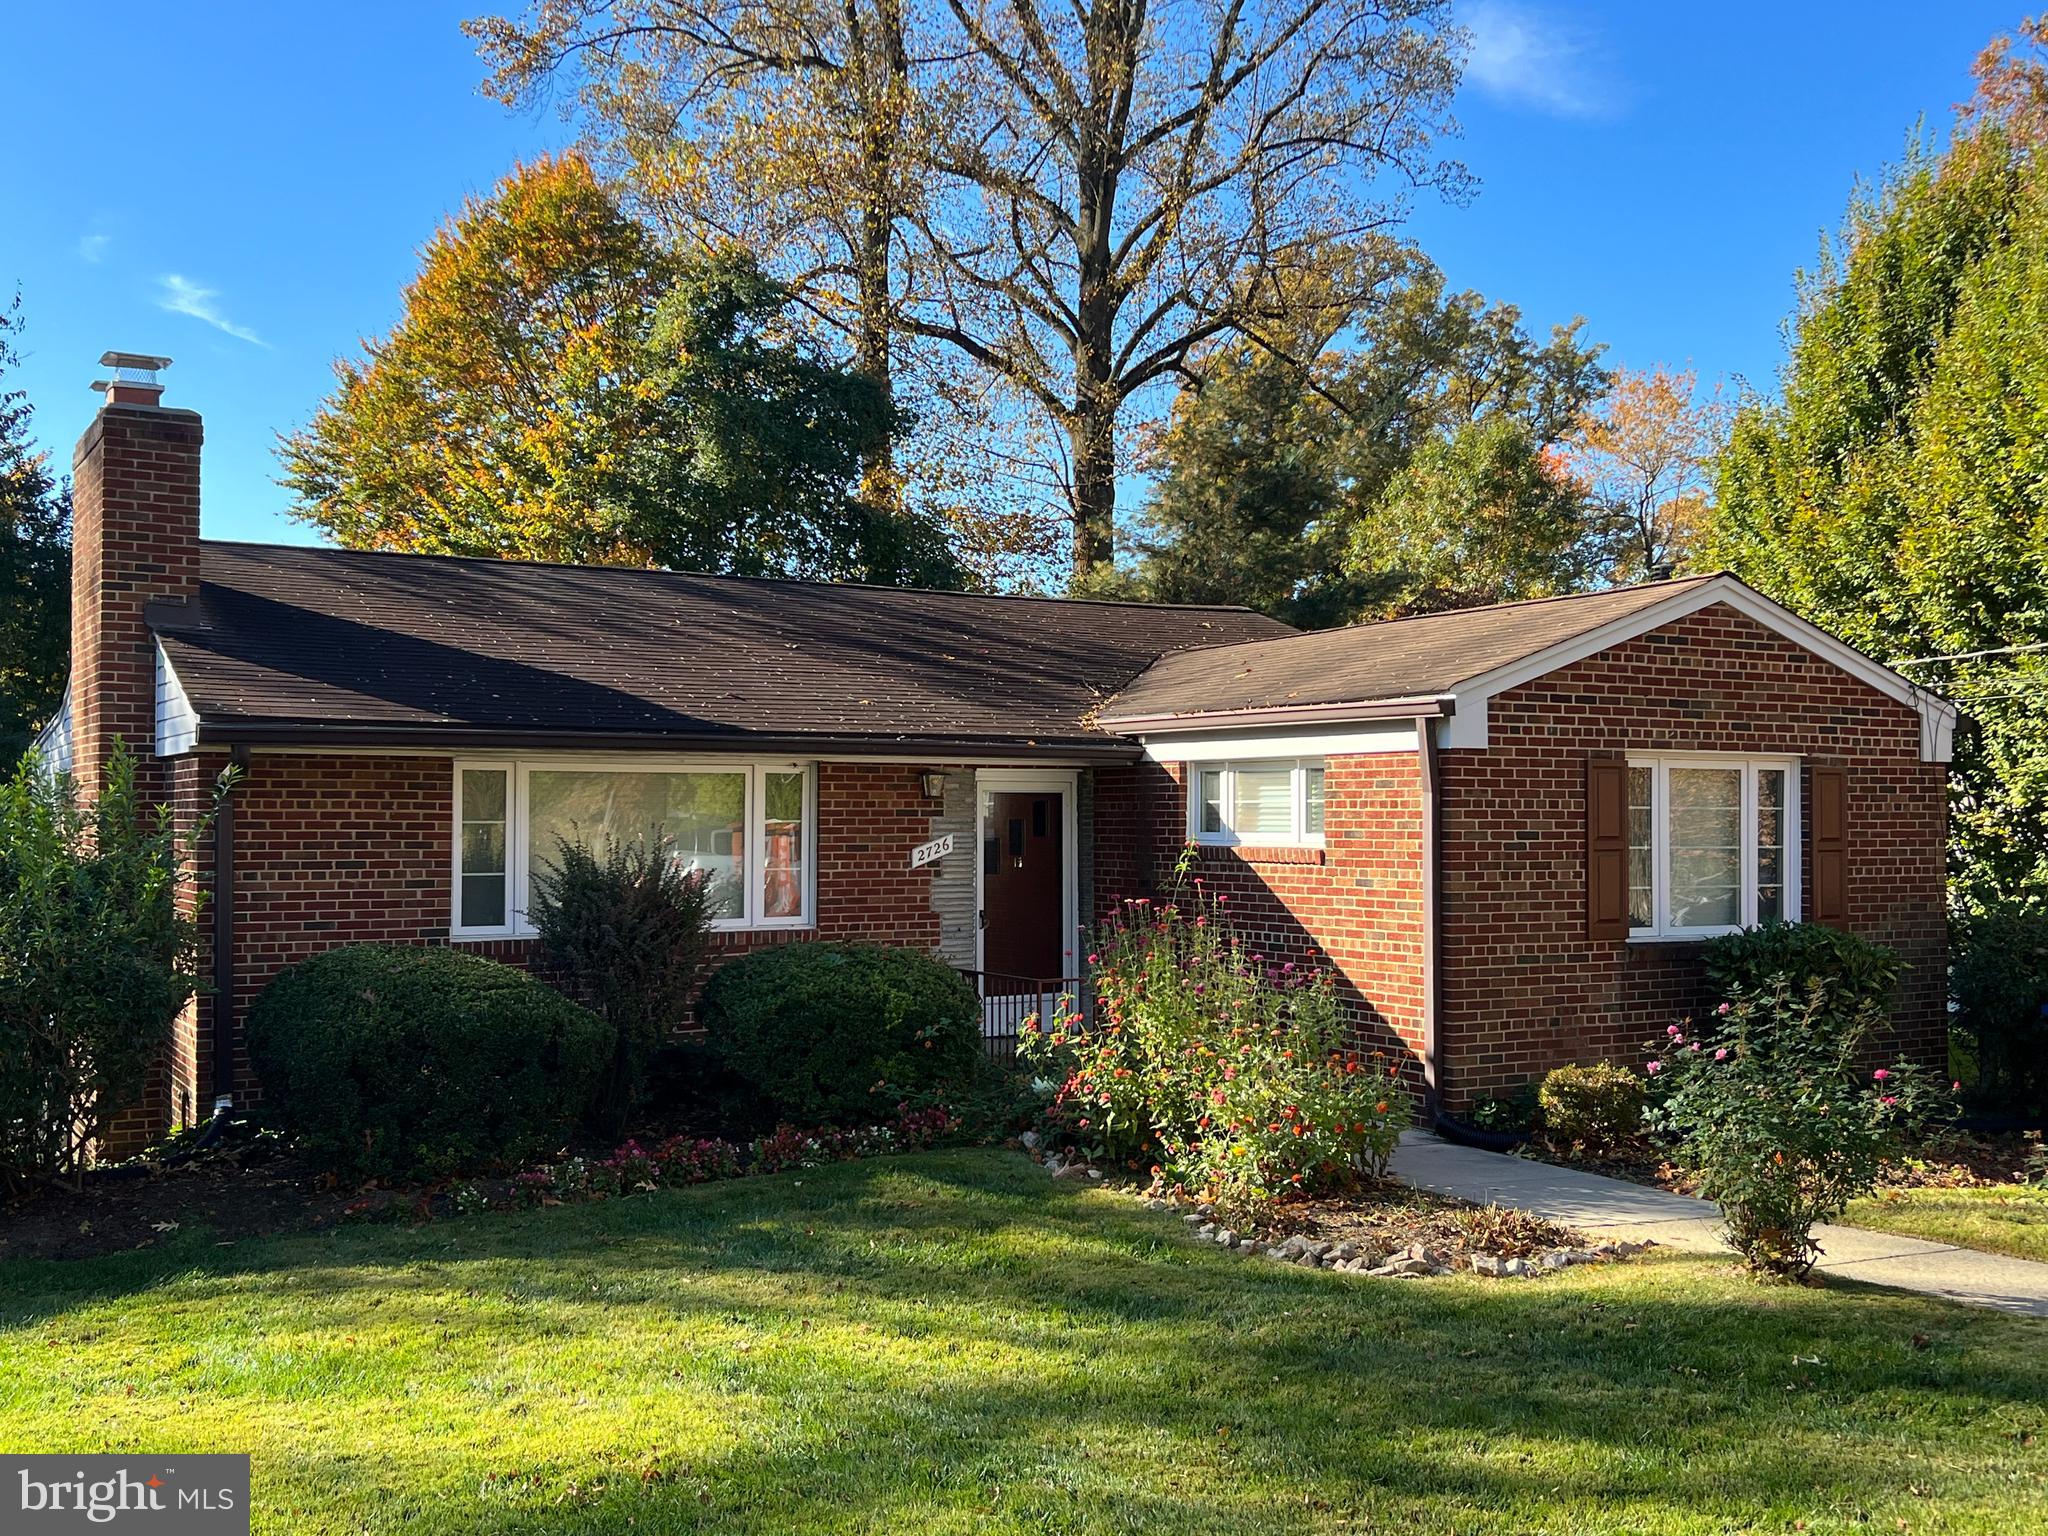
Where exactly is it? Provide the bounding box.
[1416,715,1443,1118]
[210,744,249,1111]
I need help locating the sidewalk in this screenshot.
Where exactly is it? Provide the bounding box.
[1389,1131,2048,1318]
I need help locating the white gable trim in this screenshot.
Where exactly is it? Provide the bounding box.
[154,644,200,757]
[1138,718,1420,763]
[1438,575,1956,763]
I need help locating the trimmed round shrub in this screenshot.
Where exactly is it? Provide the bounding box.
[1537,1061,1646,1154]
[698,942,982,1122]
[247,944,611,1181]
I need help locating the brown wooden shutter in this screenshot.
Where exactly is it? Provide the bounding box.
[1586,754,1630,941]
[1809,763,1849,925]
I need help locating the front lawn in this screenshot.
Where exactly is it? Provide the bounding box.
[1843,1184,2048,1262]
[0,1149,2042,1534]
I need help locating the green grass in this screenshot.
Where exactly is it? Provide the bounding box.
[1,1149,2043,1534]
[1843,1184,2048,1262]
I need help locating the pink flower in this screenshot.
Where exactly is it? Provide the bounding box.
[1687,1042,1700,1052]
[1881,1095,1899,1107]
[1714,1048,1728,1061]
[1646,1060,1662,1074]
[1667,1024,1683,1037]
[1716,1002,1731,1016]
[1953,1081,1962,1092]
[1872,1068,1890,1082]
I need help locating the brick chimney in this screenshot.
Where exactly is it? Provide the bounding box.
[70,353,202,799]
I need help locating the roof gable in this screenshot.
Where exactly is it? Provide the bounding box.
[1103,575,1956,763]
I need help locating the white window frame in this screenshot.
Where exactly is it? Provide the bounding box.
[1627,754,1801,942]
[1187,759,1326,848]
[450,756,817,940]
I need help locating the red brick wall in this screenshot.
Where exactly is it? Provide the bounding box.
[68,406,202,802]
[1092,754,1429,1072]
[141,755,954,1129]
[1436,601,1948,1105]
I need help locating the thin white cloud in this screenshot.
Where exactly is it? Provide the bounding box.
[156,273,268,347]
[77,233,110,264]
[1462,1,1620,120]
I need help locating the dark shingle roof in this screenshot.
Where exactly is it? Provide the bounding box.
[1102,576,1723,723]
[150,542,1294,756]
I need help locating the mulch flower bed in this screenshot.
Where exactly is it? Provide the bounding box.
[2,1108,963,1264]
[0,1140,354,1263]
[1514,1127,2043,1199]
[1034,1146,1643,1280]
[1143,1184,1645,1278]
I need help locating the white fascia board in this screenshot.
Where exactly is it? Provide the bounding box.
[1439,575,1957,763]
[1139,718,1420,763]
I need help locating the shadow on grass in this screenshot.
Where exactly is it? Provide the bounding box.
[2,1149,2043,1533]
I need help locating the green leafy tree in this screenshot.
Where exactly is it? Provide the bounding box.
[281,155,958,585]
[0,294,70,766]
[1347,417,1592,616]
[1133,264,1608,627]
[0,748,214,1189]
[1705,18,2048,905]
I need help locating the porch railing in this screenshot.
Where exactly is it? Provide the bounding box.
[958,969,1085,1063]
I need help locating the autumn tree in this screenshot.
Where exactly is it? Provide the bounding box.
[1705,16,2048,905]
[281,155,955,584]
[906,0,1465,581]
[470,0,931,511]
[1566,364,1727,582]
[1132,261,1607,626]
[471,0,1466,584]
[0,294,69,765]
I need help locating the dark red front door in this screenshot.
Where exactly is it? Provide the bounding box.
[983,790,1063,980]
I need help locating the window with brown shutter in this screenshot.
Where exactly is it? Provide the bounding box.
[1586,753,1631,940]
[1808,763,1848,925]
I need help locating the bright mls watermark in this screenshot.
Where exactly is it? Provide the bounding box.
[3,1456,248,1533]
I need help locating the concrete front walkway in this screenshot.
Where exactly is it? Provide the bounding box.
[1389,1130,2048,1318]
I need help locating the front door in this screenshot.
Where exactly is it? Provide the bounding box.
[981,788,1064,980]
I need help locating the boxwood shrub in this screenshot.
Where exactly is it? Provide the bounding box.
[247,944,611,1181]
[698,942,983,1122]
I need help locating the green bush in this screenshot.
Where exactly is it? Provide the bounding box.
[1951,904,2048,1113]
[247,944,611,1181]
[0,748,215,1189]
[1647,986,1948,1277]
[1702,922,1903,1035]
[530,833,714,1133]
[699,942,983,1122]
[1537,1062,1645,1155]
[1019,895,1409,1215]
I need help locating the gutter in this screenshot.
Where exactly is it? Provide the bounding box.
[195,720,1143,764]
[1416,715,1443,1116]
[211,744,248,1110]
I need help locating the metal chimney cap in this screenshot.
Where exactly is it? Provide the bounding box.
[99,351,173,372]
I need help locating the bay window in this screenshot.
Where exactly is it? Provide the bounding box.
[1626,756,1797,939]
[453,759,814,936]
[1190,759,1326,847]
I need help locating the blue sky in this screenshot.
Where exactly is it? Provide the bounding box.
[0,1,2022,549]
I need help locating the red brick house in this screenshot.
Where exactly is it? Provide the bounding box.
[42,365,1957,1146]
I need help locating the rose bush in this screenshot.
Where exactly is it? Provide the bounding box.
[1647,982,1950,1277]
[1020,886,1408,1215]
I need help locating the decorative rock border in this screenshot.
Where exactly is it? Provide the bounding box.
[1035,1151,1650,1278]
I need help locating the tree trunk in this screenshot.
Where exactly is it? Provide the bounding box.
[1068,392,1117,582]
[852,0,907,514]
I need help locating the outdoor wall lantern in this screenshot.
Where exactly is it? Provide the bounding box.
[920,770,947,800]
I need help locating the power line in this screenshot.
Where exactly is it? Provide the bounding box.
[1896,640,2048,667]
